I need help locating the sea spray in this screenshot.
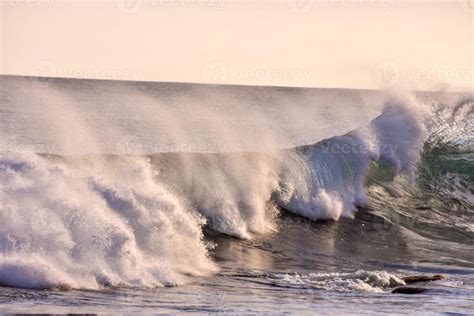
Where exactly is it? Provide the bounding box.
[279,93,428,220]
[0,151,217,289]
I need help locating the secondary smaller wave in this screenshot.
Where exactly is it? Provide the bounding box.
[265,270,405,293]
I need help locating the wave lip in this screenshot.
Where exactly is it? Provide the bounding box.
[279,94,427,222]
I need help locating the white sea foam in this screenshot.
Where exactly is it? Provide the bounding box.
[266,270,405,293]
[0,151,217,289]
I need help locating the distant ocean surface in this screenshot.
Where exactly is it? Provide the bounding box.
[0,76,472,313]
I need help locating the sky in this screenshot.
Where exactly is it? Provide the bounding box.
[0,0,472,91]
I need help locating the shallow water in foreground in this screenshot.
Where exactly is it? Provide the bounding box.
[1,209,473,314]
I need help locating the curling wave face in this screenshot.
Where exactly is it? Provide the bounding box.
[0,76,472,290]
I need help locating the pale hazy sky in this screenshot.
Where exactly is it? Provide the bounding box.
[1,0,472,90]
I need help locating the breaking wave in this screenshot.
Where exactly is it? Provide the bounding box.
[0,76,472,290]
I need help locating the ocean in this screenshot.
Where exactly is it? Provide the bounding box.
[0,75,472,314]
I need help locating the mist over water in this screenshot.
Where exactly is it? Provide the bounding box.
[0,76,473,302]
[0,76,385,155]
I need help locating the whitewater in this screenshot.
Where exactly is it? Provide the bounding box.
[0,75,472,313]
